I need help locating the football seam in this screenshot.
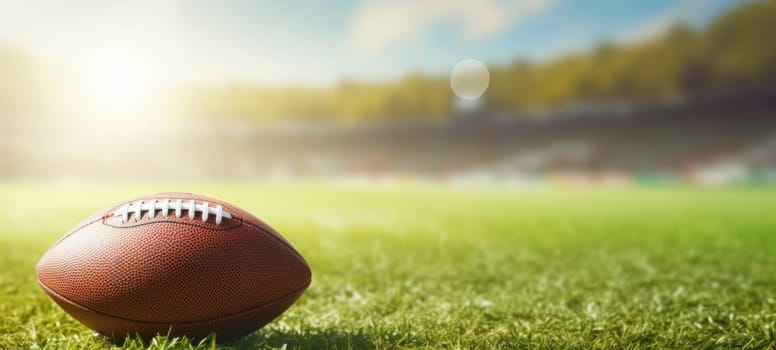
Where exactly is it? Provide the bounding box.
[99,218,310,279]
[49,196,304,264]
[37,278,311,326]
[102,218,243,231]
[48,197,247,249]
[103,211,306,264]
[45,214,243,255]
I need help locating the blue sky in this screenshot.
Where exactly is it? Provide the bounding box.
[0,0,745,86]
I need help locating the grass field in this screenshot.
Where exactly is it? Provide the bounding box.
[1,182,775,349]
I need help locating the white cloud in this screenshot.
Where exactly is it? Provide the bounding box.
[349,0,554,55]
[615,0,711,44]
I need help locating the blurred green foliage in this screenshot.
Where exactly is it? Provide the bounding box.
[178,73,451,122]
[1,1,774,121]
[177,1,776,121]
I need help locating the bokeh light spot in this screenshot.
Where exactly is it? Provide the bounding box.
[450,59,490,100]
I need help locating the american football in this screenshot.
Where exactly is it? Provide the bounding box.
[35,192,311,339]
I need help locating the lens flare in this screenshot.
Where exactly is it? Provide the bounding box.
[450,59,490,100]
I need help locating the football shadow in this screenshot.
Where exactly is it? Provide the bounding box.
[227,328,376,349]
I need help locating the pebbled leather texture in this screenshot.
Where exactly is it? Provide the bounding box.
[36,192,311,339]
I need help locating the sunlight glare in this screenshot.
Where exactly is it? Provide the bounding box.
[85,53,148,111]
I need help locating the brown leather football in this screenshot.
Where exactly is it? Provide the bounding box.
[36,192,311,339]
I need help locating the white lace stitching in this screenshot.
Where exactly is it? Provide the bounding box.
[114,199,232,224]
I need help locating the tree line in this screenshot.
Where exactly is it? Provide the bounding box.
[180,1,776,122]
[1,1,775,122]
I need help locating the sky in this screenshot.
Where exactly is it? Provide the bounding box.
[0,0,745,86]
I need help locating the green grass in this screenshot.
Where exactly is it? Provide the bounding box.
[1,182,776,349]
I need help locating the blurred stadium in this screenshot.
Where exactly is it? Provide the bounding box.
[1,1,775,185]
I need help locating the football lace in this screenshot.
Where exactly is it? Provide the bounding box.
[114,199,232,224]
